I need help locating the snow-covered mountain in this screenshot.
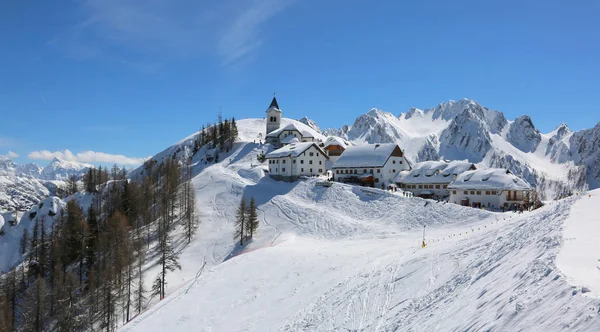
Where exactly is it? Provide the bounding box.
[39,157,91,181]
[0,156,91,212]
[325,98,596,199]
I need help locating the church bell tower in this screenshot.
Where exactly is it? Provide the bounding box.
[266,94,282,135]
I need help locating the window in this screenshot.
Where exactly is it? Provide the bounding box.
[392,169,396,173]
[453,190,457,195]
[476,191,481,195]
[319,161,322,165]
[318,169,322,173]
[399,160,403,164]
[377,169,381,173]
[309,152,314,157]
[282,160,286,164]
[317,153,319,157]
[345,170,348,174]
[485,191,490,195]
[464,191,468,195]
[354,169,357,174]
[301,168,304,172]
[301,160,304,164]
[309,160,313,164]
[470,191,475,195]
[293,160,296,164]
[419,185,423,189]
[436,185,440,189]
[443,185,447,189]
[393,160,396,164]
[270,168,272,172]
[374,178,379,183]
[364,169,367,174]
[282,168,286,172]
[492,191,497,195]
[370,169,374,174]
[310,168,313,173]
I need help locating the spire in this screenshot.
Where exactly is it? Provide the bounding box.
[268,93,279,110]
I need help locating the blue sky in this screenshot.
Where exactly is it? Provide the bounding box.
[1,0,599,166]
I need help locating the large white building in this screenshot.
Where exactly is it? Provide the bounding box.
[332,143,411,187]
[266,142,329,182]
[447,168,533,210]
[395,160,476,198]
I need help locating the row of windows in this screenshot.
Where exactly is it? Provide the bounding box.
[269,159,322,165]
[269,116,278,122]
[452,190,498,195]
[391,160,403,164]
[335,168,399,175]
[269,168,323,173]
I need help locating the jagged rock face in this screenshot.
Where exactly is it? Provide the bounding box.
[570,122,600,187]
[417,135,440,162]
[0,157,16,176]
[40,157,90,181]
[324,125,349,139]
[298,117,322,134]
[347,109,404,143]
[15,163,43,178]
[439,108,492,163]
[506,115,541,153]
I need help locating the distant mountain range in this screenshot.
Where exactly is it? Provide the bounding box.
[0,156,91,211]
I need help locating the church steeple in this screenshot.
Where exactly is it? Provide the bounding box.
[268,93,280,111]
[265,93,282,135]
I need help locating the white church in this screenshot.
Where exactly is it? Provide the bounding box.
[264,96,319,148]
[264,96,329,181]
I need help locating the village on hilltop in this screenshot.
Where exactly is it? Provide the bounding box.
[262,96,535,212]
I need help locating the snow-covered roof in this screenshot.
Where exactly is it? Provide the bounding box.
[333,143,402,168]
[266,122,323,140]
[448,169,533,191]
[395,160,475,184]
[324,136,349,149]
[281,136,300,145]
[266,142,328,159]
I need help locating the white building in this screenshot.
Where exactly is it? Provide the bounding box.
[263,96,322,148]
[395,160,476,198]
[447,168,533,210]
[266,142,329,182]
[332,143,411,187]
[322,136,350,164]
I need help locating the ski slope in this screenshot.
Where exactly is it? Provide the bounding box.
[119,119,600,331]
[557,189,600,298]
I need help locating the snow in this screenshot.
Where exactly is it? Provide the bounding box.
[39,157,92,181]
[119,118,600,331]
[448,169,532,191]
[266,122,325,141]
[265,142,325,159]
[395,160,474,185]
[323,136,349,148]
[557,189,600,298]
[332,143,399,168]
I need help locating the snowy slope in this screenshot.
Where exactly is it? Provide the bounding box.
[557,189,600,298]
[116,118,600,331]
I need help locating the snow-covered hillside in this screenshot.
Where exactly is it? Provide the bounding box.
[118,118,599,332]
[327,99,595,199]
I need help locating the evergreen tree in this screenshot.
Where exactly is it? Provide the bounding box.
[66,174,79,196]
[246,196,259,239]
[20,228,29,256]
[234,197,246,245]
[231,117,238,143]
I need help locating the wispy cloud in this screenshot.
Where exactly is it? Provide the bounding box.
[28,149,147,165]
[50,0,294,69]
[6,151,19,158]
